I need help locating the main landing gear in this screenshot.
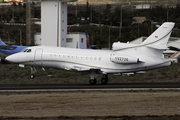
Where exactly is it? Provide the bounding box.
[101,74,108,85]
[89,70,108,85]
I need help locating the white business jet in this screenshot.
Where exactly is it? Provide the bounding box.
[6,22,175,85]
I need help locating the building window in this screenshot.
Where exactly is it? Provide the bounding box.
[81,38,83,43]
[62,20,64,23]
[62,29,64,32]
[62,11,64,14]
[62,38,64,41]
[66,38,73,42]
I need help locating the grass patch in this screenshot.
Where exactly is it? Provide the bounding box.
[0,63,180,84]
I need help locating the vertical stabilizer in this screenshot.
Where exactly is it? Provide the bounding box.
[0,38,6,46]
[141,22,175,49]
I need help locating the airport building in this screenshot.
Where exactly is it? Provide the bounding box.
[34,0,88,49]
[4,0,23,2]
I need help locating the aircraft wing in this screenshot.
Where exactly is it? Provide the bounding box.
[168,46,180,51]
[63,64,100,71]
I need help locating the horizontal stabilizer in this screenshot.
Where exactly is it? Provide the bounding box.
[146,44,169,50]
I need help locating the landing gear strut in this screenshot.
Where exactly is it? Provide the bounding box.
[89,70,109,85]
[101,74,108,85]
[30,67,37,79]
[89,70,97,85]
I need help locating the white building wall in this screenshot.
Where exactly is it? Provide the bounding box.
[79,34,87,49]
[41,0,57,46]
[41,0,68,47]
[66,34,87,49]
[59,2,67,47]
[34,33,41,46]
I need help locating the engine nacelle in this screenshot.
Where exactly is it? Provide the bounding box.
[110,54,139,64]
[112,42,137,51]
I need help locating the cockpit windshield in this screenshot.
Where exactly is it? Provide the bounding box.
[21,48,31,53]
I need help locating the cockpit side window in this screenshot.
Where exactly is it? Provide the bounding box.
[27,49,31,52]
[24,49,28,52]
[21,48,31,53]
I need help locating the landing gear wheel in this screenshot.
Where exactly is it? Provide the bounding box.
[89,79,97,85]
[30,74,35,79]
[101,78,108,85]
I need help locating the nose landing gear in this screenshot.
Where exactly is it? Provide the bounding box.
[30,67,37,79]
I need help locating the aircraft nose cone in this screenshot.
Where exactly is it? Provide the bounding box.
[5,55,17,63]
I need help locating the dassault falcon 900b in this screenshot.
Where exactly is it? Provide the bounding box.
[6,22,175,85]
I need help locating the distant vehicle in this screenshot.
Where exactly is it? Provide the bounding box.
[6,22,175,85]
[0,38,27,64]
[31,18,41,25]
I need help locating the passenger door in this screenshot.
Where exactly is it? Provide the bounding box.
[34,49,43,66]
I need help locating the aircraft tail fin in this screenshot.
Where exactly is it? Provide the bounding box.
[141,22,175,49]
[85,30,91,49]
[0,37,6,46]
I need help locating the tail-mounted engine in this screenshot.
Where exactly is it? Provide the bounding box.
[110,54,139,64]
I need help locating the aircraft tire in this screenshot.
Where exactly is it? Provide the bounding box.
[101,78,108,85]
[30,74,35,79]
[89,79,97,85]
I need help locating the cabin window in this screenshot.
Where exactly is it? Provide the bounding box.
[99,57,101,61]
[76,56,79,59]
[90,57,93,60]
[94,57,97,61]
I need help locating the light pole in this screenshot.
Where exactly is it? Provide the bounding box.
[69,26,71,33]
[119,5,136,38]
[19,29,22,46]
[90,6,92,23]
[75,2,77,18]
[12,3,14,23]
[6,32,10,45]
[119,6,123,38]
[138,23,139,38]
[151,20,153,34]
[109,26,111,50]
[167,9,170,22]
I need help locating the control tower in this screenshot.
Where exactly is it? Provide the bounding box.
[41,0,77,47]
